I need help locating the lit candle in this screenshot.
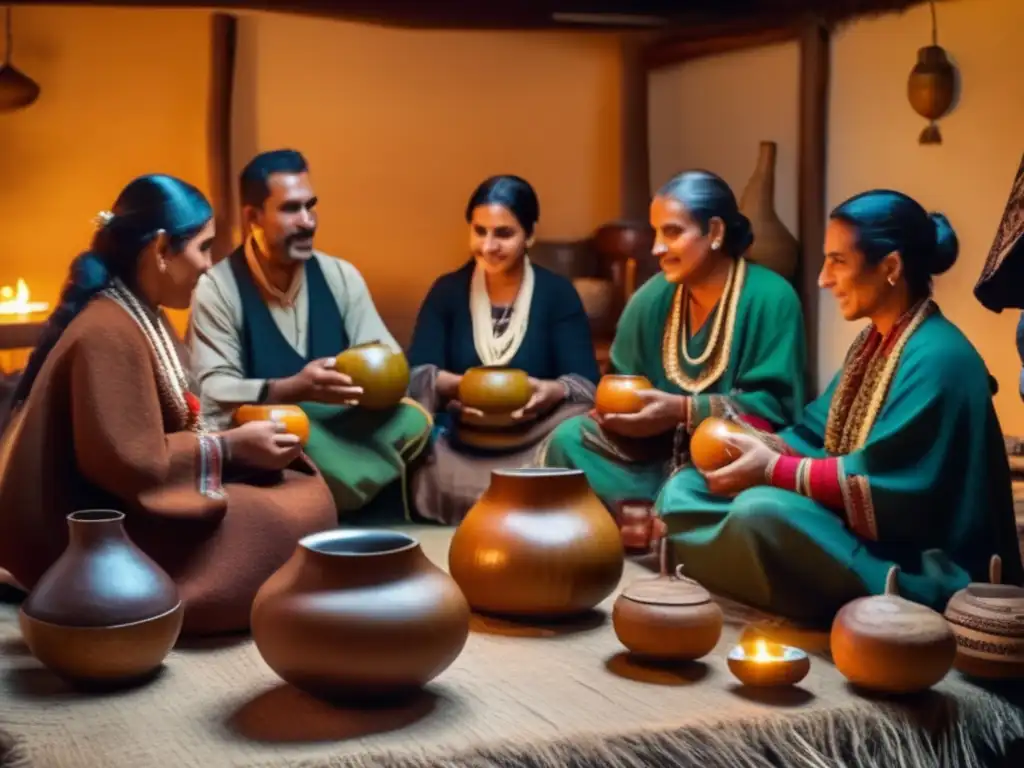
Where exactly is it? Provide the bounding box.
[727,638,811,687]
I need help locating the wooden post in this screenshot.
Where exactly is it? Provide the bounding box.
[619,32,652,221]
[208,12,237,262]
[797,20,830,395]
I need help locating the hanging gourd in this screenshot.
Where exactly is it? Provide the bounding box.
[906,0,956,145]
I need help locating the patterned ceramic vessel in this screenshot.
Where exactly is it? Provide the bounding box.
[944,555,1024,679]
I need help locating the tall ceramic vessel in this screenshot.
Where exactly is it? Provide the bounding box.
[251,528,470,702]
[738,141,799,279]
[448,468,625,618]
[19,509,184,688]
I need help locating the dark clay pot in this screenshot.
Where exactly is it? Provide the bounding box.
[19,509,183,688]
[251,529,470,702]
[448,468,625,618]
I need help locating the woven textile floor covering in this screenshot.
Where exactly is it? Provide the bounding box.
[1,525,1023,768]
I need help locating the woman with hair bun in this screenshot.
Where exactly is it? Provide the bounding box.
[0,174,336,635]
[662,188,1023,620]
[407,174,600,524]
[540,169,808,519]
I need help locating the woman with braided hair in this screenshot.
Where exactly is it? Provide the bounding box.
[0,174,336,635]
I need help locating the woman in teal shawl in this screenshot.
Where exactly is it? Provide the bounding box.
[539,170,807,529]
[659,189,1024,621]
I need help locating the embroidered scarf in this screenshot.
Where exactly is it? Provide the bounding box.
[824,298,935,455]
[470,257,535,367]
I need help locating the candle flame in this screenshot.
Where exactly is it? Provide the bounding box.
[0,279,50,316]
[752,638,775,662]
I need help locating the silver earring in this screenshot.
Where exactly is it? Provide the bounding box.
[711,241,721,251]
[887,276,896,286]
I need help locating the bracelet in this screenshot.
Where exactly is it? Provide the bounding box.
[217,434,232,463]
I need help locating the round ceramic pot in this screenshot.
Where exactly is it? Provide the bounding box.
[458,367,532,416]
[333,341,410,410]
[448,468,624,618]
[251,529,470,702]
[594,374,653,416]
[689,417,747,472]
[612,564,723,661]
[19,509,183,688]
[831,566,956,694]
[944,555,1024,680]
[234,404,311,445]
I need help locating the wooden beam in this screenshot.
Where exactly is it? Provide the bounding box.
[642,24,800,71]
[796,20,830,394]
[208,13,238,262]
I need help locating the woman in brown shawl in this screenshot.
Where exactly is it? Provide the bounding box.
[0,174,337,635]
[407,176,600,524]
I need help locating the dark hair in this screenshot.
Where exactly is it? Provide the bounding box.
[829,189,958,299]
[655,169,753,258]
[465,175,540,237]
[9,174,212,412]
[239,149,309,209]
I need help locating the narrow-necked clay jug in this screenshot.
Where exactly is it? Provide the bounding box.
[19,509,183,688]
[944,555,1024,679]
[738,141,799,279]
[612,540,723,660]
[448,468,625,618]
[333,341,410,410]
[251,528,470,702]
[831,566,956,693]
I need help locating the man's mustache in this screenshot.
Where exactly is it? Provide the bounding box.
[287,229,316,244]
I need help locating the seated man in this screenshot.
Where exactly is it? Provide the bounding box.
[188,150,431,520]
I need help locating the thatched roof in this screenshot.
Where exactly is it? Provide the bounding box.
[30,0,932,30]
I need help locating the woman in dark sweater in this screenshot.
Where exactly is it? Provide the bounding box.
[408,175,599,523]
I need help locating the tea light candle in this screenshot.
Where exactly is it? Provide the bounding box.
[727,638,811,687]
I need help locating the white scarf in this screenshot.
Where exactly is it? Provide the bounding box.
[470,256,534,367]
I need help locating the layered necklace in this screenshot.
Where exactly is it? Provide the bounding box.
[824,298,935,454]
[102,278,206,433]
[661,257,746,394]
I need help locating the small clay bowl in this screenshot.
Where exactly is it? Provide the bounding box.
[235,404,311,445]
[458,367,532,415]
[727,641,811,687]
[595,374,653,415]
[19,603,184,690]
[689,417,747,472]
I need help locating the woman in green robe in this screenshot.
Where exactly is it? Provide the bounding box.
[658,189,1024,621]
[539,170,807,525]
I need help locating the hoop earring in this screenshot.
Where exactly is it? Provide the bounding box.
[887,276,896,287]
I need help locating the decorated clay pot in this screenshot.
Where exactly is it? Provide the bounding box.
[333,341,410,410]
[594,374,653,415]
[612,548,723,661]
[831,566,956,694]
[251,529,470,702]
[944,555,1024,680]
[458,367,532,416]
[448,468,624,618]
[689,417,747,472]
[234,404,310,445]
[19,510,183,689]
